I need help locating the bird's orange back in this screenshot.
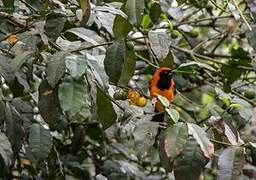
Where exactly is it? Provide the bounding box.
[149,67,175,112]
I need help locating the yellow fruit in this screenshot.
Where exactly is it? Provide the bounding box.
[7,34,18,45]
[136,97,147,107]
[128,89,140,104]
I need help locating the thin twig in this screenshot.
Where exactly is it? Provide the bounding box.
[135,53,158,68]
[71,36,147,53]
[210,0,229,13]
[176,15,232,27]
[20,0,38,13]
[231,89,256,107]
[53,146,64,175]
[210,139,234,146]
[170,44,253,71]
[211,32,229,53]
[192,32,224,52]
[231,0,252,31]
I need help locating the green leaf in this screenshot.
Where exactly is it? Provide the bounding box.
[0,132,13,168]
[119,46,136,86]
[174,138,208,180]
[2,0,14,12]
[96,86,117,129]
[44,13,65,41]
[166,108,180,123]
[104,39,125,84]
[157,95,170,108]
[221,65,243,84]
[58,77,86,117]
[113,15,133,39]
[79,0,91,24]
[38,80,67,131]
[10,51,34,72]
[28,123,53,159]
[160,122,188,161]
[4,103,25,154]
[217,146,244,180]
[149,2,162,23]
[0,54,15,85]
[187,123,214,158]
[141,14,152,29]
[125,0,145,26]
[65,54,87,79]
[46,51,67,87]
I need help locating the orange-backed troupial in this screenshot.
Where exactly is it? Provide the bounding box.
[149,67,175,113]
[149,67,175,146]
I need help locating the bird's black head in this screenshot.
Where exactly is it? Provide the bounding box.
[159,70,175,80]
[157,70,175,90]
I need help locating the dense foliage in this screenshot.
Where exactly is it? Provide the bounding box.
[0,0,256,179]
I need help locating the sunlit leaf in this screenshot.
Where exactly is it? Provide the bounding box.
[148,29,173,60]
[65,54,87,79]
[86,54,109,90]
[58,77,86,117]
[157,95,170,108]
[166,108,180,123]
[94,6,127,18]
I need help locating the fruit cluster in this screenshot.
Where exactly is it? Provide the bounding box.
[113,89,147,107]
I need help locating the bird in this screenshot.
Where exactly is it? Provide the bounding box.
[149,67,175,113]
[149,67,176,147]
